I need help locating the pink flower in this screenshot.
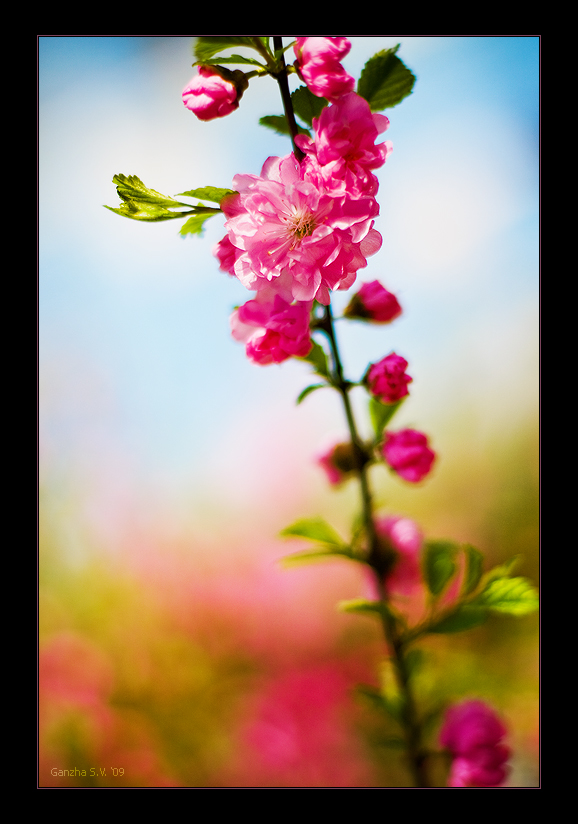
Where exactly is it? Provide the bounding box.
[382,429,436,483]
[293,37,355,101]
[231,294,313,365]
[296,93,392,198]
[182,66,246,121]
[439,700,511,788]
[375,516,423,595]
[367,353,412,404]
[316,441,358,486]
[220,153,381,305]
[344,280,402,323]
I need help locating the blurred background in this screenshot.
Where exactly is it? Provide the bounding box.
[39,36,539,787]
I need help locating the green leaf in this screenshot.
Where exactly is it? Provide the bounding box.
[259,115,310,137]
[298,339,330,378]
[104,174,194,222]
[280,516,344,547]
[194,37,258,63]
[179,213,216,237]
[291,85,328,126]
[196,55,266,68]
[280,546,352,568]
[369,397,405,440]
[296,383,326,405]
[462,544,485,596]
[429,605,488,634]
[473,576,539,616]
[176,187,236,204]
[357,46,416,110]
[338,598,385,616]
[423,539,459,597]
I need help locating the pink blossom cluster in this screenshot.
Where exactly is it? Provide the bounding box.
[293,37,355,102]
[230,294,313,365]
[182,66,245,121]
[382,429,436,483]
[367,353,412,404]
[439,700,511,787]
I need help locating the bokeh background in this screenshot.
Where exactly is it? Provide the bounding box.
[39,36,539,787]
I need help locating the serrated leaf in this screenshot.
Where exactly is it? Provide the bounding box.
[291,85,328,126]
[296,383,326,405]
[473,576,539,616]
[357,46,416,110]
[105,174,197,223]
[298,339,330,378]
[369,397,405,440]
[176,187,236,204]
[280,516,344,547]
[179,213,216,237]
[423,539,459,597]
[462,544,485,596]
[194,37,258,63]
[429,605,488,634]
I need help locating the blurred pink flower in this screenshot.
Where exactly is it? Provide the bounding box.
[297,93,392,198]
[182,66,243,121]
[230,294,313,365]
[440,700,511,787]
[344,280,402,323]
[367,353,412,404]
[293,37,355,101]
[316,441,358,486]
[220,153,381,304]
[382,429,436,483]
[231,665,373,787]
[375,515,423,596]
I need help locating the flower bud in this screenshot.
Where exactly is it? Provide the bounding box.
[316,441,359,486]
[293,37,355,101]
[439,700,511,787]
[231,295,313,366]
[382,429,436,483]
[366,353,412,404]
[344,280,402,323]
[374,516,423,595]
[182,66,248,121]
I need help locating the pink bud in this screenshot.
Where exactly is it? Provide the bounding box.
[182,66,244,121]
[367,353,412,404]
[293,37,355,101]
[344,280,402,323]
[439,700,511,787]
[382,429,436,483]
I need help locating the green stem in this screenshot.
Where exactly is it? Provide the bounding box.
[319,305,430,788]
[272,36,305,161]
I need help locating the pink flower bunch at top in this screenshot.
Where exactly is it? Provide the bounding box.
[293,37,355,101]
[218,153,382,305]
[182,66,244,121]
[439,700,511,787]
[382,429,436,483]
[230,294,313,365]
[297,93,392,198]
[344,280,402,323]
[367,353,412,404]
[316,441,358,486]
[375,515,423,596]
